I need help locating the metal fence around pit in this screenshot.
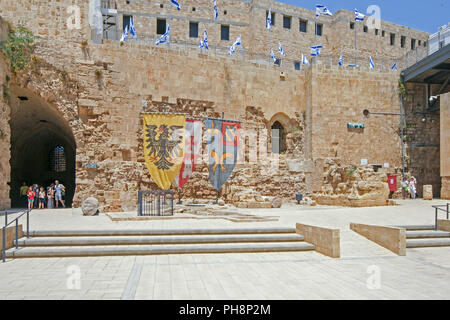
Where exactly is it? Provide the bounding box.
[138,190,174,216]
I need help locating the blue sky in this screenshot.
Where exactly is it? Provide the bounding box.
[277,0,449,33]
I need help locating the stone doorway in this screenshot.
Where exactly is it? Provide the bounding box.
[271,121,287,154]
[9,87,76,208]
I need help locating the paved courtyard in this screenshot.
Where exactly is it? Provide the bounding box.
[0,199,449,300]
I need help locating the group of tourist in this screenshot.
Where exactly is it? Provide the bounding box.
[20,181,66,210]
[401,177,418,200]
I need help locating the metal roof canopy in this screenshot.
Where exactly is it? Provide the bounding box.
[401,43,450,90]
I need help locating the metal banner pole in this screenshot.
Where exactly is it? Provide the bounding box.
[314,17,317,65]
[355,21,357,66]
[214,20,217,56]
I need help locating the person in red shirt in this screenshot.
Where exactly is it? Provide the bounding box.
[27,186,36,211]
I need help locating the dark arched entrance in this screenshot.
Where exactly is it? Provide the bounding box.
[9,86,76,208]
[271,121,287,154]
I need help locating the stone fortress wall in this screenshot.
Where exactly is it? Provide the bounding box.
[0,0,443,210]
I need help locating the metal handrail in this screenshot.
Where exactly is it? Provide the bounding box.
[2,209,31,262]
[432,204,449,231]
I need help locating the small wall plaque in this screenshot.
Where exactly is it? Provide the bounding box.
[86,163,98,169]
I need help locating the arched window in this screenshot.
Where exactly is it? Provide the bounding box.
[271,121,287,154]
[50,146,66,172]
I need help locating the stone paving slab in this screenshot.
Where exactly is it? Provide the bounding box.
[0,200,449,299]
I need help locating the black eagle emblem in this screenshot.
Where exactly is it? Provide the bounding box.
[145,124,184,170]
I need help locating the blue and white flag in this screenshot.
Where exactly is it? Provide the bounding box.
[129,17,137,39]
[203,29,209,50]
[355,9,365,21]
[228,35,241,55]
[316,5,332,17]
[266,8,272,30]
[310,45,322,57]
[199,39,204,50]
[391,61,398,70]
[271,50,276,63]
[120,25,128,42]
[213,0,218,20]
[348,64,359,68]
[338,51,343,66]
[278,42,285,56]
[302,54,309,65]
[171,0,181,10]
[369,56,375,69]
[155,25,170,45]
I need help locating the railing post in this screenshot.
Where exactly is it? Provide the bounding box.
[435,207,438,231]
[4,210,7,228]
[15,219,18,249]
[26,210,30,238]
[447,203,449,220]
[2,226,5,262]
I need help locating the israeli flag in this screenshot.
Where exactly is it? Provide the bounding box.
[310,45,322,57]
[338,51,343,66]
[369,56,375,69]
[278,42,285,56]
[203,29,209,50]
[266,8,272,30]
[228,35,241,55]
[271,50,276,63]
[171,0,181,10]
[316,5,332,17]
[155,25,170,45]
[355,9,365,22]
[120,25,128,42]
[129,17,137,39]
[213,0,218,21]
[391,62,398,70]
[199,39,204,49]
[302,54,309,65]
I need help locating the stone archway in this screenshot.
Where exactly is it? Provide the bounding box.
[267,113,296,155]
[271,121,286,154]
[9,86,77,208]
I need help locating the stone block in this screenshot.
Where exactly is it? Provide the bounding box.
[0,224,24,250]
[296,223,340,258]
[423,185,433,200]
[437,219,450,232]
[350,223,406,256]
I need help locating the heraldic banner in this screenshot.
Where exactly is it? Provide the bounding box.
[205,119,241,191]
[173,119,203,189]
[143,114,186,190]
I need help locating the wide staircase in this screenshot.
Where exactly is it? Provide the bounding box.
[403,225,450,248]
[5,227,315,259]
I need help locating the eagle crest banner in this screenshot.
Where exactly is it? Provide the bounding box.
[205,119,241,191]
[172,119,203,189]
[143,114,186,190]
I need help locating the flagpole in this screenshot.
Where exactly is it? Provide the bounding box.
[354,20,357,66]
[214,20,217,56]
[268,27,271,65]
[314,16,317,65]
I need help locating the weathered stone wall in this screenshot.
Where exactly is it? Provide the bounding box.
[0,0,435,210]
[0,0,429,66]
[309,66,403,168]
[312,158,390,207]
[0,16,11,210]
[404,83,441,197]
[441,93,450,199]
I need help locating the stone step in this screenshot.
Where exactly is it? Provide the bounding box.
[29,227,297,237]
[16,234,305,247]
[406,230,450,239]
[393,225,435,231]
[406,238,450,248]
[5,242,315,258]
